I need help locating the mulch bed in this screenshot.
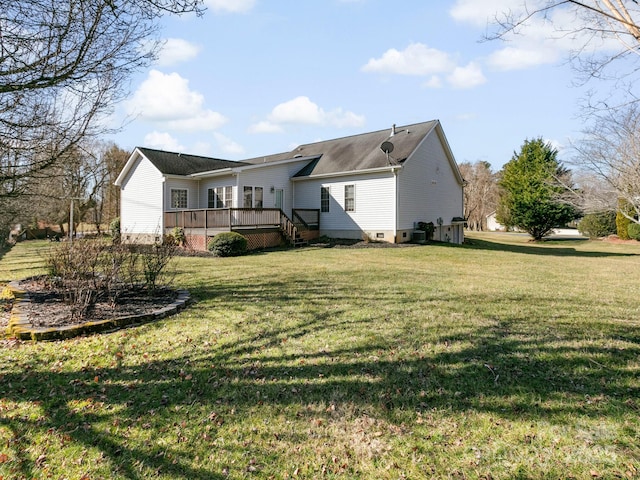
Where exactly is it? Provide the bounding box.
[4,276,178,329]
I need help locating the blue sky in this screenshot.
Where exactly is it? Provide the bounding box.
[110,0,614,170]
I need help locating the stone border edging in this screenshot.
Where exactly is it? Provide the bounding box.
[5,281,192,341]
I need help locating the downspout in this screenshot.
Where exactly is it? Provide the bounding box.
[161,177,166,235]
[232,171,240,231]
[393,167,399,243]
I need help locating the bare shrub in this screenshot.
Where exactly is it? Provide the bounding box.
[44,236,178,320]
[140,236,178,293]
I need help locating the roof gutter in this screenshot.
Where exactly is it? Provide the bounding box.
[291,164,402,181]
[189,155,320,179]
[189,168,235,178]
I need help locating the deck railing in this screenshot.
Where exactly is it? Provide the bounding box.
[164,208,319,231]
[292,209,320,229]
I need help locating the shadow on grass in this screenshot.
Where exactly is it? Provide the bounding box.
[461,236,638,258]
[2,276,640,478]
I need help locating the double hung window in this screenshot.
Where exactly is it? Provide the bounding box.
[321,187,330,213]
[243,186,264,208]
[208,186,232,208]
[344,185,355,212]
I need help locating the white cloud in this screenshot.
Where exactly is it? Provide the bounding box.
[447,62,487,89]
[362,43,455,76]
[451,0,620,71]
[205,0,255,13]
[143,131,185,152]
[213,132,245,155]
[487,45,559,70]
[127,70,227,131]
[449,0,524,27]
[156,38,201,67]
[423,76,443,88]
[269,96,324,125]
[251,96,365,132]
[364,43,487,89]
[190,142,213,157]
[248,121,284,134]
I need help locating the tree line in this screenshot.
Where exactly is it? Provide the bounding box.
[462,1,640,241]
[0,0,203,245]
[462,127,639,242]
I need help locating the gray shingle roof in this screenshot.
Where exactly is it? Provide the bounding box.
[137,121,440,178]
[138,147,249,175]
[290,121,438,177]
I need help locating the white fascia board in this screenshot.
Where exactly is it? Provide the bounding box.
[238,155,320,171]
[290,165,401,182]
[163,174,196,180]
[189,168,234,178]
[189,155,318,179]
[114,147,144,187]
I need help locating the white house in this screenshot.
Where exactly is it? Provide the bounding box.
[114,120,466,250]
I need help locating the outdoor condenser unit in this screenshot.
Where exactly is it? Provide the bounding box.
[412,230,426,243]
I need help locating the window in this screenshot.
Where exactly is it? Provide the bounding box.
[321,186,330,213]
[243,186,263,208]
[344,184,355,212]
[171,189,188,209]
[224,186,232,208]
[208,186,232,209]
[243,186,253,208]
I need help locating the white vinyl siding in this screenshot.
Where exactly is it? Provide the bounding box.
[294,172,395,236]
[165,178,199,210]
[397,129,463,230]
[119,154,164,234]
[200,176,236,209]
[234,159,309,215]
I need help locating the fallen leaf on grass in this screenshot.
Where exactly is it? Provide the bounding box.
[0,453,8,463]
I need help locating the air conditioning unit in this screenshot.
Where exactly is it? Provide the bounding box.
[412,230,426,243]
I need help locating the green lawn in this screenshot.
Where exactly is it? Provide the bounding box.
[1,233,640,479]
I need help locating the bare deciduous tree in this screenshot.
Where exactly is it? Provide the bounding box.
[0,0,203,230]
[27,142,130,236]
[459,161,498,231]
[490,1,640,108]
[571,105,640,224]
[489,2,640,223]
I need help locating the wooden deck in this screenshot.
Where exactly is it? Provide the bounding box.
[164,208,320,248]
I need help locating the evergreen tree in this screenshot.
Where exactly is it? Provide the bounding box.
[498,138,580,241]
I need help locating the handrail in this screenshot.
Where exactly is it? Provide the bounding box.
[292,211,310,229]
[279,210,299,245]
[292,208,320,228]
[164,207,308,246]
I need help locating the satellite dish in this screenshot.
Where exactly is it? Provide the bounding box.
[380,141,394,154]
